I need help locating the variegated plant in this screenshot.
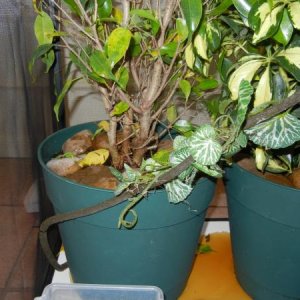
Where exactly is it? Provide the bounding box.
[31,0,300,227]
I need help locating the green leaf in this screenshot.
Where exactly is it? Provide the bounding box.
[276,46,300,81]
[189,125,222,165]
[219,15,243,34]
[152,149,170,165]
[54,77,82,121]
[228,59,264,100]
[245,113,300,149]
[106,28,132,67]
[180,0,203,33]
[165,179,193,203]
[29,44,53,75]
[223,132,248,157]
[89,50,115,80]
[197,78,219,91]
[160,42,178,58]
[130,9,157,22]
[192,163,223,177]
[167,105,177,123]
[129,32,142,57]
[272,72,288,102]
[115,66,129,90]
[254,66,272,107]
[34,11,55,45]
[288,1,300,30]
[232,0,256,17]
[176,18,189,42]
[179,80,191,101]
[98,0,112,18]
[209,0,233,17]
[198,243,213,254]
[236,80,253,128]
[206,21,222,52]
[62,0,81,15]
[111,101,130,116]
[217,52,233,82]
[273,8,293,46]
[42,49,55,73]
[251,4,284,44]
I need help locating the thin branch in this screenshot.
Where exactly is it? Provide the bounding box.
[117,89,143,114]
[52,1,97,43]
[61,37,92,72]
[122,0,130,26]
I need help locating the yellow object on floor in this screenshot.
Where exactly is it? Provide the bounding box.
[179,233,252,300]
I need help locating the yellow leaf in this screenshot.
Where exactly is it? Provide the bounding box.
[112,7,123,24]
[78,149,110,167]
[254,66,272,107]
[228,60,264,100]
[98,120,110,132]
[185,43,195,69]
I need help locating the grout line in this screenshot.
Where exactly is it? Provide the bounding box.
[2,223,38,299]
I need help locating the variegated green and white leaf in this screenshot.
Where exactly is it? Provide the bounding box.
[288,1,300,30]
[189,126,222,165]
[185,43,196,69]
[248,1,270,30]
[194,31,208,60]
[245,113,300,149]
[123,164,141,182]
[238,54,266,63]
[192,162,223,178]
[252,5,284,44]
[170,147,191,166]
[206,21,221,52]
[173,135,190,150]
[165,179,193,204]
[191,124,217,140]
[169,147,194,180]
[276,47,300,81]
[114,182,130,196]
[236,80,254,128]
[254,65,272,107]
[228,59,264,100]
[141,158,163,173]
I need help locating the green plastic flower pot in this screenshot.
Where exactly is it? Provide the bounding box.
[225,163,300,300]
[38,122,216,300]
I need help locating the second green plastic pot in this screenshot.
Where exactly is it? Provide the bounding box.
[225,163,300,300]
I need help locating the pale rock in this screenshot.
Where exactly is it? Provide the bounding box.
[62,129,93,155]
[47,157,82,176]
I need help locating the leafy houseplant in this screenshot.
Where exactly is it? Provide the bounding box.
[32,0,300,298]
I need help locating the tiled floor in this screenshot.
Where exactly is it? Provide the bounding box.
[0,158,39,300]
